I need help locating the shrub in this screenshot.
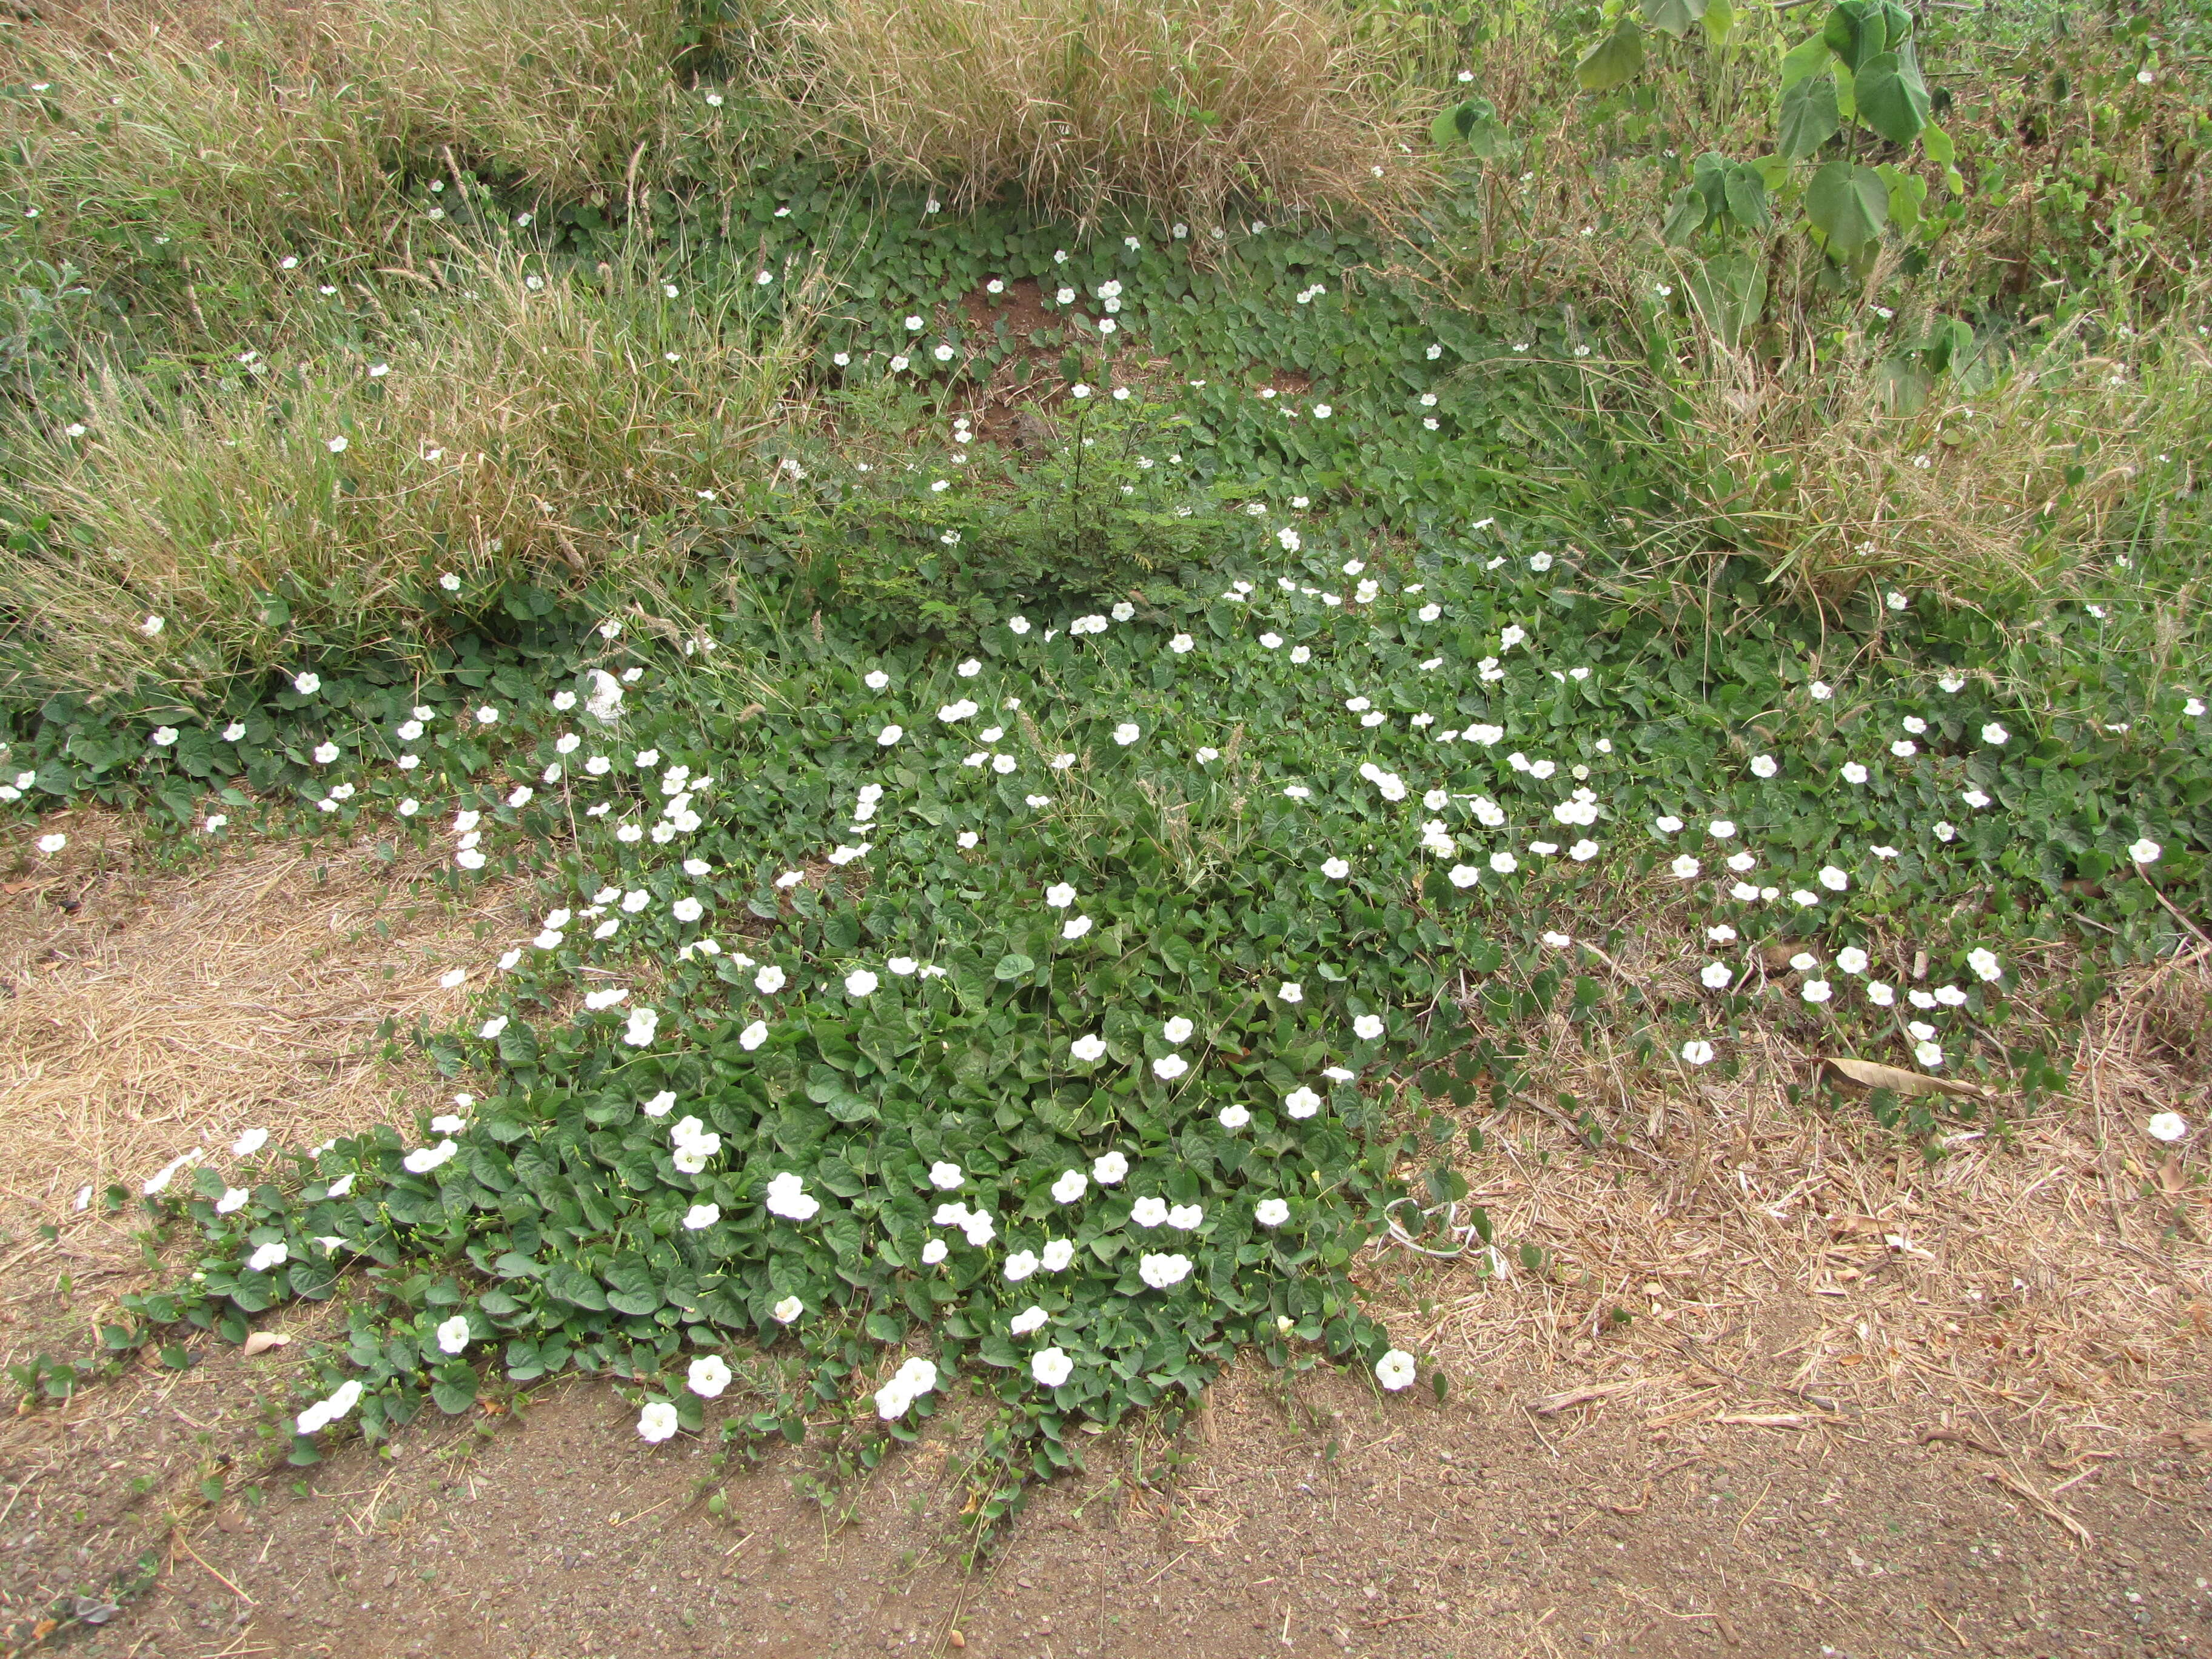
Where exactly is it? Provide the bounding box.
[786,0,1413,226]
[0,256,815,699]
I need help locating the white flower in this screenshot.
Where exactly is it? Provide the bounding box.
[246,1241,289,1272]
[1701,962,1733,990]
[928,1161,964,1190]
[1842,762,1870,785]
[1138,1252,1192,1290]
[1070,1033,1107,1064]
[844,968,879,998]
[2147,1112,2190,1143]
[765,1173,817,1221]
[756,965,787,993]
[772,1295,805,1324]
[1092,1150,1129,1184]
[1167,1203,1202,1230]
[1803,979,1832,1004]
[683,1355,732,1399]
[1818,865,1849,893]
[1254,1197,1290,1227]
[1113,722,1141,746]
[624,1007,660,1046]
[1004,1250,1039,1282]
[2130,837,2162,864]
[325,436,348,454]
[1375,1350,1417,1392]
[1967,948,2002,983]
[1749,754,1778,779]
[1837,947,1869,974]
[683,1202,720,1230]
[1051,1168,1088,1204]
[1031,1347,1074,1387]
[1161,1015,1195,1045]
[1045,882,1077,909]
[435,1315,472,1355]
[1868,982,1895,1007]
[894,1357,939,1397]
[1152,1053,1188,1080]
[1041,1239,1075,1271]
[1680,1039,1714,1067]
[1914,1041,1944,1069]
[1671,854,1700,880]
[1284,1085,1322,1119]
[1353,1014,1384,1041]
[403,1138,458,1174]
[920,1239,948,1265]
[231,1127,269,1158]
[637,1401,679,1443]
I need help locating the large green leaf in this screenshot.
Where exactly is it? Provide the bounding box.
[1575,18,1645,92]
[1805,158,1889,252]
[1821,0,1888,71]
[1853,50,1929,144]
[1724,164,1771,233]
[1684,252,1768,349]
[1640,0,1705,39]
[1660,183,1710,248]
[1778,73,1842,159]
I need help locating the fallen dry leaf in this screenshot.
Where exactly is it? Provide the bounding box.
[240,1331,290,1357]
[1821,1057,1993,1101]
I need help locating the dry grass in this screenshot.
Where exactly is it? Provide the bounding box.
[787,0,1414,227]
[1358,916,2212,1453]
[0,254,816,699]
[0,814,523,1236]
[0,0,695,290]
[1665,301,2212,608]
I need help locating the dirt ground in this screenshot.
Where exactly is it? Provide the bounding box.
[4,818,2210,1659]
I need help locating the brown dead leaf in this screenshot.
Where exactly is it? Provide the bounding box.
[1820,1057,1993,1101]
[240,1331,289,1357]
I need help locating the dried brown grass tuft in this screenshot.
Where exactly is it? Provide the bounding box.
[786,0,1416,227]
[1664,301,2212,610]
[0,816,524,1236]
[0,254,816,699]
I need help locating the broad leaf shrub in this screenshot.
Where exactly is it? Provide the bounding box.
[10,490,2203,1527]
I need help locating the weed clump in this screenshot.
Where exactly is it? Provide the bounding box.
[788,0,1411,226]
[0,261,811,697]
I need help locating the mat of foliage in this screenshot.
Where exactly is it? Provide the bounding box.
[16,494,2194,1528]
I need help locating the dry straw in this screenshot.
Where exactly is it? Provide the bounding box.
[788,0,1414,226]
[0,253,819,699]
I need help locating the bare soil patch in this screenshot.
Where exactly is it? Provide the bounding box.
[2,822,2208,1658]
